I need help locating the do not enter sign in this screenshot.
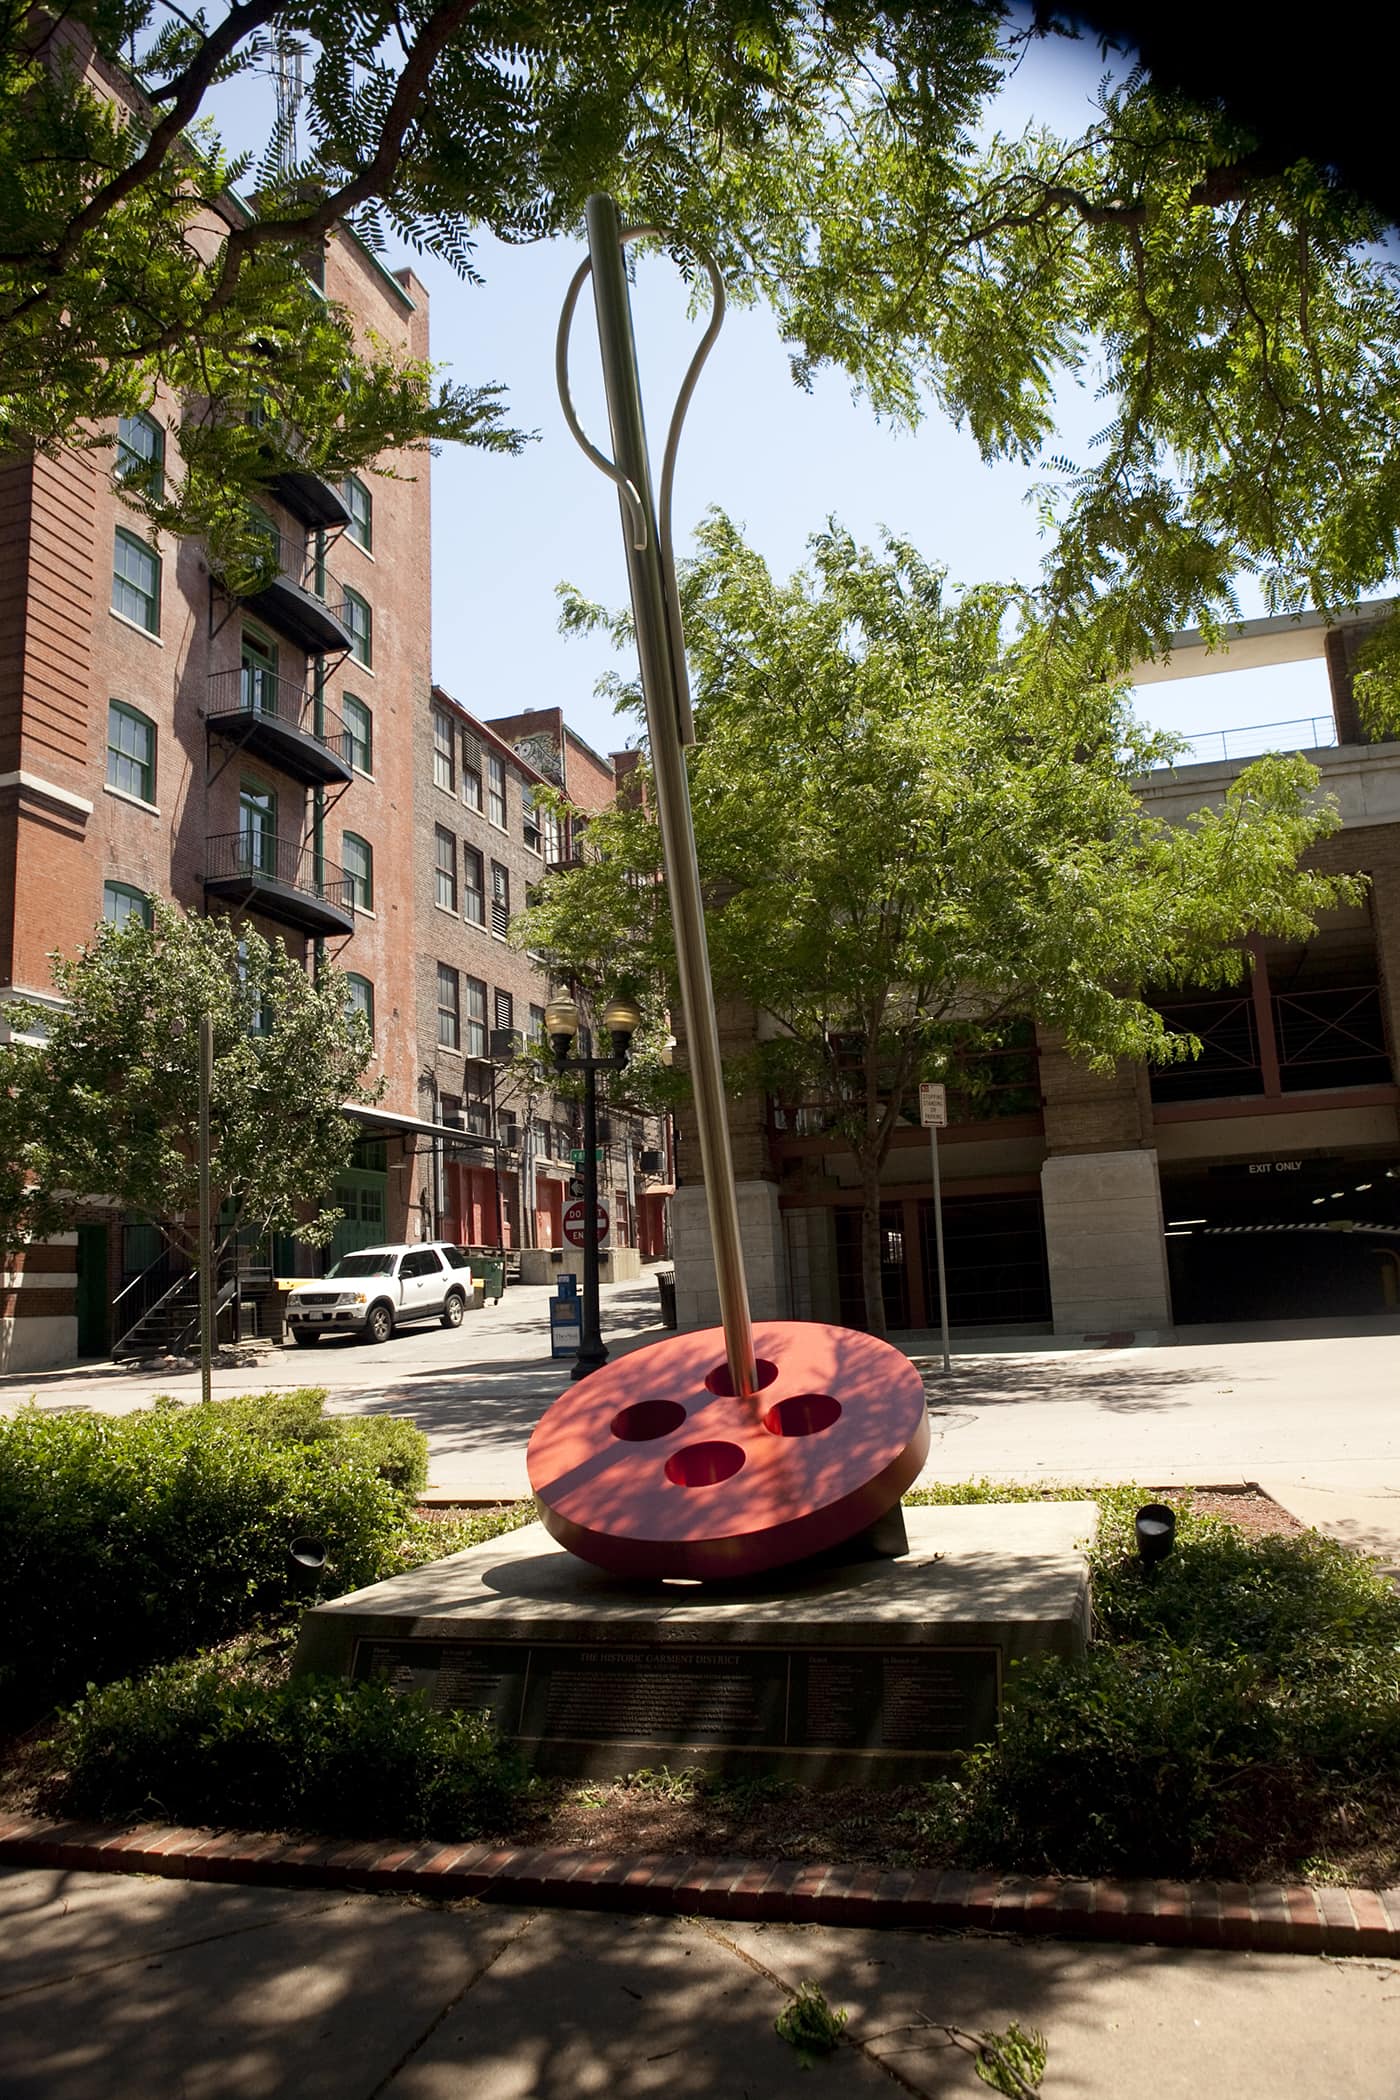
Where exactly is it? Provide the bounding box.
[563,1199,609,1249]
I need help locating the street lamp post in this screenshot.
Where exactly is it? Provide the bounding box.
[545,992,639,1380]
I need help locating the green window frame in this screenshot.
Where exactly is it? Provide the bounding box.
[116,412,164,499]
[343,588,372,667]
[343,831,373,910]
[342,692,372,774]
[239,780,278,875]
[345,973,375,1037]
[106,699,156,803]
[435,825,457,912]
[102,881,152,929]
[112,528,160,632]
[437,963,460,1050]
[240,629,279,715]
[344,475,372,551]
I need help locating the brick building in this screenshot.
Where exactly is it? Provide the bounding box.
[414,688,665,1269]
[0,212,436,1367]
[671,609,1400,1336]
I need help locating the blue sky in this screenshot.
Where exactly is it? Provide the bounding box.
[218,32,1338,761]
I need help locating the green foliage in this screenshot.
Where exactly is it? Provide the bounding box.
[0,903,379,1258]
[4,7,1399,640]
[0,1390,430,1717]
[940,1494,1400,1878]
[524,518,1356,1330]
[774,1981,849,2066]
[970,2023,1048,2099]
[1352,608,1400,740]
[905,1480,1078,1506]
[54,1662,527,1839]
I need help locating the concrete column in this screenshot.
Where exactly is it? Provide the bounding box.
[782,1204,839,1322]
[670,1181,787,1330]
[1040,1149,1172,1334]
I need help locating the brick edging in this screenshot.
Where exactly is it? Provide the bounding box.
[3,1813,1396,1956]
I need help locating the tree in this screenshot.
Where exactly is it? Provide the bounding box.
[5,3,1400,650]
[0,905,380,1267]
[519,515,1360,1334]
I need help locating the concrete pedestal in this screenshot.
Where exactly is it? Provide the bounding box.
[293,1503,1095,1784]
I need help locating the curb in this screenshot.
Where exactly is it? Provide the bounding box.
[3,1814,1398,1956]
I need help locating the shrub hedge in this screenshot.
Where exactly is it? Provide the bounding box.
[56,1661,527,1839]
[931,1491,1400,1879]
[0,1390,431,1717]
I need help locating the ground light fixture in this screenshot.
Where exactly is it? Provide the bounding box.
[288,1536,327,1583]
[1135,1503,1176,1575]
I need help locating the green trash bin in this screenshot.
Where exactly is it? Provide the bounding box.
[474,1256,504,1304]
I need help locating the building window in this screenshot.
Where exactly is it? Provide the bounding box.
[103,881,152,929]
[343,588,372,667]
[436,963,460,1049]
[522,787,542,854]
[464,1099,490,1138]
[532,1117,552,1159]
[461,845,485,926]
[487,751,507,829]
[342,693,372,774]
[432,707,455,792]
[465,975,487,1058]
[343,831,373,910]
[462,757,482,812]
[435,825,457,912]
[106,700,155,803]
[345,973,374,1040]
[240,629,279,715]
[116,412,164,499]
[112,528,160,632]
[530,1002,546,1048]
[343,475,372,551]
[239,780,277,874]
[494,988,514,1035]
[539,802,561,862]
[490,860,509,938]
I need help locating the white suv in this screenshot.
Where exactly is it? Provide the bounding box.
[286,1242,474,1346]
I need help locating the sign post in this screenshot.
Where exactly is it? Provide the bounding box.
[919,1082,951,1375]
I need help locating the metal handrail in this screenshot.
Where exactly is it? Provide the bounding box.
[206,830,354,908]
[112,1256,194,1358]
[241,526,350,619]
[206,667,354,764]
[1145,715,1340,769]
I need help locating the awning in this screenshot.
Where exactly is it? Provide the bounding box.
[342,1103,496,1152]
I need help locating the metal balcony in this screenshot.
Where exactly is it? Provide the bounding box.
[234,529,354,656]
[271,464,352,532]
[206,668,354,788]
[204,831,356,938]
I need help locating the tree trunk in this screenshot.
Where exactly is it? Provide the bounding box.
[858,1154,886,1338]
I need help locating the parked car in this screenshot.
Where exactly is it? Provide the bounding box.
[286,1242,473,1346]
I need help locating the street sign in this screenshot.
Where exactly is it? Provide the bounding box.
[568,1177,586,1200]
[918,1082,949,1129]
[568,1147,605,1164]
[563,1199,609,1249]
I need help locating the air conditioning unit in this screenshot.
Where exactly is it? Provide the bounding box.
[490,1028,525,1061]
[639,1149,663,1174]
[442,1111,464,1131]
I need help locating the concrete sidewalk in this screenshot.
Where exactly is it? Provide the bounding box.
[3,1285,1398,1561]
[2,1865,1397,2099]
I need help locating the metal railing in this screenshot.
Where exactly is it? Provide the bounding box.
[207,668,354,765]
[241,525,352,622]
[1145,715,1339,769]
[206,830,354,909]
[111,1243,186,1355]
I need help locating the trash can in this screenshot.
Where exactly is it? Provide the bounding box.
[475,1256,505,1305]
[656,1268,677,1329]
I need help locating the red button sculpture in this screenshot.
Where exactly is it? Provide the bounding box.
[528,1320,929,1580]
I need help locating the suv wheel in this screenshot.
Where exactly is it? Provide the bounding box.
[441,1289,466,1329]
[291,1330,318,1348]
[365,1302,395,1345]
